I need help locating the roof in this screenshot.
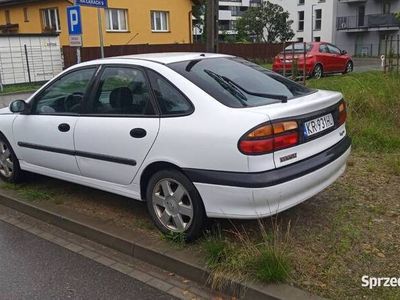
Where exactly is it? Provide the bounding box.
[107,52,232,65]
[0,0,54,6]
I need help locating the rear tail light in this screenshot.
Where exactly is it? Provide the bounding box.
[338,101,347,126]
[238,121,299,155]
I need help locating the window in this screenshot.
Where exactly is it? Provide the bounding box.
[319,44,329,53]
[383,1,391,14]
[91,67,154,115]
[147,70,192,115]
[23,8,29,22]
[151,11,169,32]
[5,10,10,24]
[314,9,322,30]
[297,37,304,42]
[327,44,341,55]
[105,9,128,31]
[298,11,304,31]
[298,0,305,5]
[285,43,312,53]
[32,68,96,115]
[314,36,321,42]
[42,8,60,32]
[169,58,313,108]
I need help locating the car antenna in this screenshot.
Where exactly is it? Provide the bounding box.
[200,53,205,57]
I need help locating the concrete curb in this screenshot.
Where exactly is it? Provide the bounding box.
[0,191,323,300]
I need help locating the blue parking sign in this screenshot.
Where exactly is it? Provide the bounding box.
[76,0,108,8]
[67,6,82,35]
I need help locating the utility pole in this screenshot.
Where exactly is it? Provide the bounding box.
[206,0,218,53]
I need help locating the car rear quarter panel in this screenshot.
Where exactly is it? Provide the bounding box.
[132,61,272,183]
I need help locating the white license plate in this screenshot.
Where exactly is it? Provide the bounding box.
[304,113,334,137]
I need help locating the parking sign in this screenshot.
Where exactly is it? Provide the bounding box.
[67,6,82,35]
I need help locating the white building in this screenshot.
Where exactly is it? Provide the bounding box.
[269,0,336,43]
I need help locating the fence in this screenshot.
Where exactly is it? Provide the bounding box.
[62,43,283,68]
[0,35,63,87]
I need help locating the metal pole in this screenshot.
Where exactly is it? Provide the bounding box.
[384,35,388,74]
[97,8,105,58]
[24,44,31,83]
[77,47,81,64]
[303,42,306,85]
[283,42,286,77]
[206,0,218,53]
[390,35,393,72]
[291,42,295,79]
[0,73,3,93]
[397,34,399,74]
[311,5,315,42]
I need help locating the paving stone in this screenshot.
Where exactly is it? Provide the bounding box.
[111,262,134,275]
[147,277,174,292]
[64,243,84,253]
[79,249,100,260]
[93,255,117,267]
[128,269,153,283]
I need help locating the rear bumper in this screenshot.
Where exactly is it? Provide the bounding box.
[272,62,314,75]
[185,136,351,218]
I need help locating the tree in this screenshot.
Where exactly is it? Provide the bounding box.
[236,1,294,43]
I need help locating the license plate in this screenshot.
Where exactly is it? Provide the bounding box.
[304,113,334,137]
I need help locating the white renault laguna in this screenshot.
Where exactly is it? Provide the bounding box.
[0,53,350,240]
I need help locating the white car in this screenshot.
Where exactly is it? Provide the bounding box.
[0,53,351,240]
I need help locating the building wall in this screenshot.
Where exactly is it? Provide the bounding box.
[0,0,193,47]
[334,0,400,56]
[269,0,336,43]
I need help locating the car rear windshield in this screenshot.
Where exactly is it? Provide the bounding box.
[168,57,313,108]
[284,43,313,53]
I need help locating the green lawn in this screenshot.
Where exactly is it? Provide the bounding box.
[0,82,44,94]
[307,72,400,153]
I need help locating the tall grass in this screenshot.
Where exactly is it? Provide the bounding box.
[202,219,292,294]
[307,72,400,153]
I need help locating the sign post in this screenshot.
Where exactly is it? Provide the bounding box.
[67,5,82,63]
[75,0,108,59]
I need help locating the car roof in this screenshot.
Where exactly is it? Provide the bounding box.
[83,52,233,65]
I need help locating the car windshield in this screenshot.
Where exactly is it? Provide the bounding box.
[284,43,313,53]
[168,57,314,108]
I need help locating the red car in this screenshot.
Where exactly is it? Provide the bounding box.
[272,42,353,79]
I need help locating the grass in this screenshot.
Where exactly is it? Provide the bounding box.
[0,82,44,94]
[202,220,292,291]
[307,72,400,153]
[0,182,54,202]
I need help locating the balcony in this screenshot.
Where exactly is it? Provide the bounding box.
[339,0,366,3]
[0,23,19,33]
[337,14,400,32]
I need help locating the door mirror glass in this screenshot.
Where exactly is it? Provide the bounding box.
[341,50,347,55]
[10,100,29,113]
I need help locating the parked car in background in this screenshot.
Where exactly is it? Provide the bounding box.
[273,42,353,79]
[0,53,351,240]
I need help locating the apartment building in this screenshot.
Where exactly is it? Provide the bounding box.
[218,0,262,36]
[269,0,336,43]
[0,0,197,47]
[335,0,400,56]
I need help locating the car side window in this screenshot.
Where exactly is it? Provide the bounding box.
[147,70,193,116]
[319,44,329,53]
[32,68,96,115]
[91,67,154,115]
[327,44,341,55]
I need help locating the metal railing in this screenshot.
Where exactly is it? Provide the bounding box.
[337,13,400,30]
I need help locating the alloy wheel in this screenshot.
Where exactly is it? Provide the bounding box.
[346,62,353,73]
[314,65,322,79]
[0,141,13,178]
[152,178,194,232]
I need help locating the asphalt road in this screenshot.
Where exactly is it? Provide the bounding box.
[0,220,176,300]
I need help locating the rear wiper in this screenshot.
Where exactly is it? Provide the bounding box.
[220,75,288,103]
[204,69,249,106]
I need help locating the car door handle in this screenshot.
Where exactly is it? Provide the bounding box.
[130,128,147,138]
[58,123,70,132]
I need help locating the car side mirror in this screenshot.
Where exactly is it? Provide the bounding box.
[340,50,347,55]
[9,100,29,113]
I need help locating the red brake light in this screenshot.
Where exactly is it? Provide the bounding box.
[238,121,299,155]
[338,101,347,126]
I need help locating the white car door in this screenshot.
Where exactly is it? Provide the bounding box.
[13,67,97,175]
[73,65,160,185]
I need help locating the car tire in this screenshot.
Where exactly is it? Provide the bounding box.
[146,169,206,241]
[343,61,353,74]
[313,64,323,79]
[0,134,24,183]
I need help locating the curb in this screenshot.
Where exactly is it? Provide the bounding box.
[0,191,323,300]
